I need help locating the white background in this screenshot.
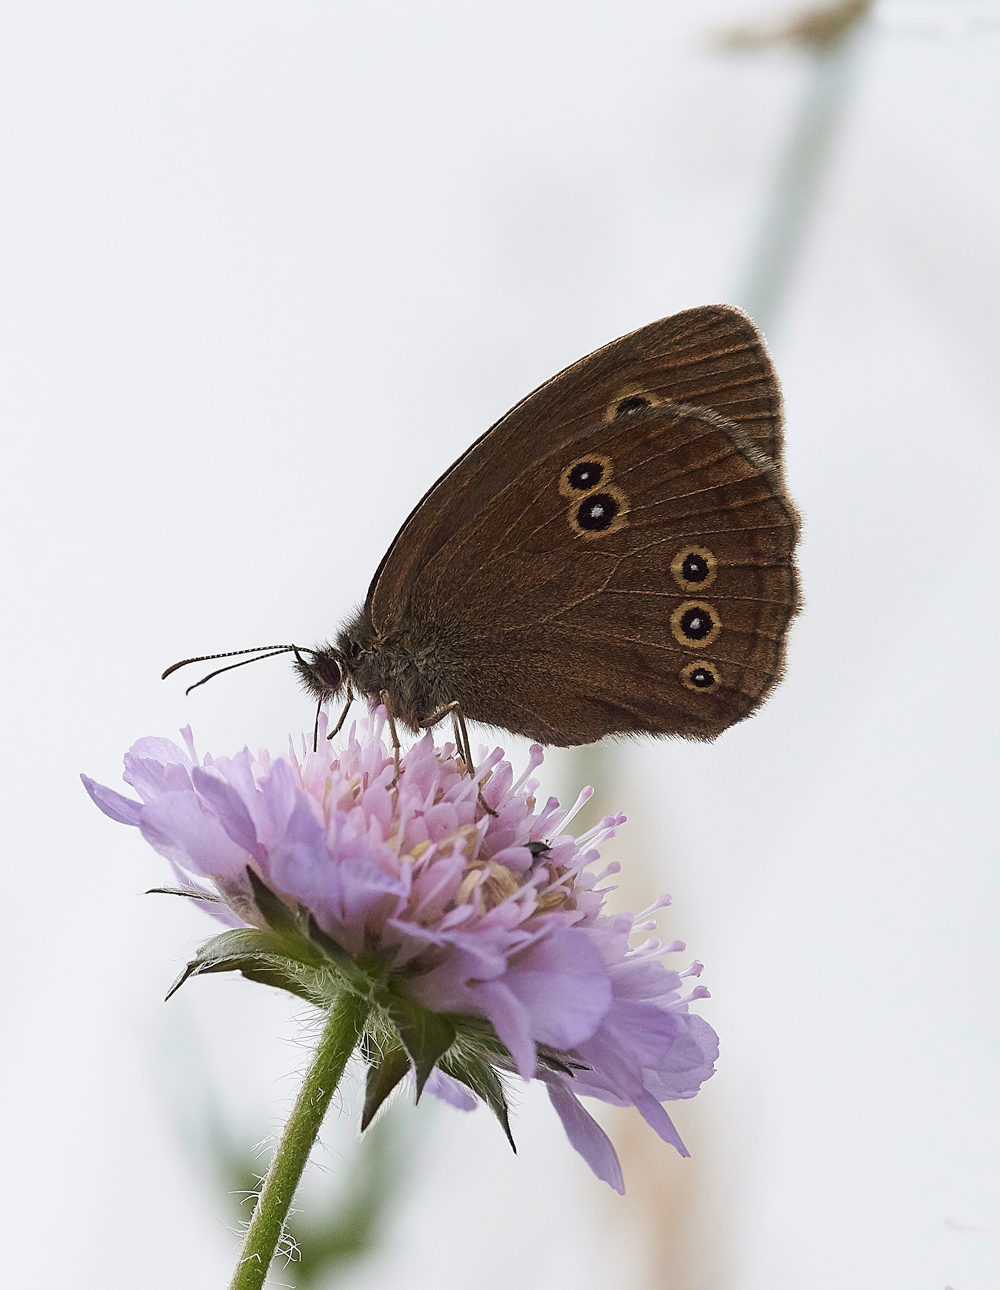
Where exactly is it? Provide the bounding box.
[1,2,998,1288]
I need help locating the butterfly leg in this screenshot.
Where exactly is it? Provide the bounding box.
[419,701,498,818]
[420,700,468,763]
[449,710,464,761]
[325,692,354,742]
[379,690,403,786]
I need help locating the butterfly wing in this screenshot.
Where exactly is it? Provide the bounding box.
[366,306,798,745]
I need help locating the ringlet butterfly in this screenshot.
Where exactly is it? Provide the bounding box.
[170,305,799,748]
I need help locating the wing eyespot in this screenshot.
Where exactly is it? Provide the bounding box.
[680,661,721,692]
[670,545,718,591]
[559,453,614,498]
[603,385,662,424]
[670,600,721,648]
[568,485,630,540]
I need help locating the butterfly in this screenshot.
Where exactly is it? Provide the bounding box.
[168,305,799,751]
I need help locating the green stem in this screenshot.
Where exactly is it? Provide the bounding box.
[228,992,372,1290]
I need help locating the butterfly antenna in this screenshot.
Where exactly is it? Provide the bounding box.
[161,645,303,696]
[161,646,296,681]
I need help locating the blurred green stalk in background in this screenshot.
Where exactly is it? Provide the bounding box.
[728,0,875,333]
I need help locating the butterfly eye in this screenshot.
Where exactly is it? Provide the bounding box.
[670,600,721,648]
[310,651,346,689]
[559,453,614,498]
[680,661,721,692]
[568,485,630,539]
[671,545,718,591]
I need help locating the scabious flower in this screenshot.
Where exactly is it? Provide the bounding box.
[83,712,717,1193]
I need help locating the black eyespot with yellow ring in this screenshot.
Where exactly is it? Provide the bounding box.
[671,545,718,591]
[680,661,721,692]
[559,453,614,499]
[567,484,630,540]
[670,600,721,648]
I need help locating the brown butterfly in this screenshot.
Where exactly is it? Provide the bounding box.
[169,305,799,751]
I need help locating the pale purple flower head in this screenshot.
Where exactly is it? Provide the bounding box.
[83,712,717,1193]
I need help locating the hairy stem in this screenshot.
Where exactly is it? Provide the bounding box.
[228,992,371,1290]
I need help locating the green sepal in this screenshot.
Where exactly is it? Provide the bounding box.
[439,1051,516,1153]
[361,1045,411,1131]
[193,956,322,1005]
[164,926,331,1004]
[361,943,400,978]
[305,913,355,970]
[384,993,456,1100]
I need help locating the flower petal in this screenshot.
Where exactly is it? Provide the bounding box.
[138,791,251,880]
[81,775,143,827]
[470,978,537,1078]
[545,1081,624,1194]
[255,757,303,845]
[502,927,611,1051]
[631,1088,689,1157]
[643,1013,720,1101]
[191,766,265,860]
[122,737,193,800]
[424,1068,478,1111]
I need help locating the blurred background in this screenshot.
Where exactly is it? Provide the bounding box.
[1,1,998,1287]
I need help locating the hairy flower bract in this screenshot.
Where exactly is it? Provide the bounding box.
[84,713,718,1192]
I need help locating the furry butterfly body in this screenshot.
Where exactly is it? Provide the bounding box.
[298,305,799,746]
